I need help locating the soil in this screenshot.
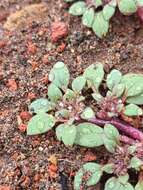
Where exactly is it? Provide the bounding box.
[0,0,143,189]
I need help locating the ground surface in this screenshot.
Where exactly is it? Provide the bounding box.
[0,0,143,189]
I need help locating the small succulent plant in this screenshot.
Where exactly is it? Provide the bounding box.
[27,61,143,189]
[64,0,143,38]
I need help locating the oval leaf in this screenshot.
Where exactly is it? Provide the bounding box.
[82,7,94,27]
[29,98,55,114]
[69,1,86,16]
[81,107,95,119]
[118,0,137,15]
[84,63,104,91]
[112,83,125,97]
[48,83,62,103]
[102,163,114,174]
[103,135,117,153]
[49,62,70,90]
[104,124,120,141]
[63,88,75,101]
[126,93,143,105]
[129,156,143,170]
[72,76,86,92]
[121,74,143,98]
[103,4,116,20]
[107,69,122,90]
[75,122,104,147]
[124,104,143,116]
[92,12,109,38]
[27,113,55,135]
[92,92,103,103]
[56,124,77,146]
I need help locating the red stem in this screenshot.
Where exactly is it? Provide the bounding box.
[88,117,143,142]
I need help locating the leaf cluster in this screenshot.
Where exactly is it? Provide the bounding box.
[27,61,143,189]
[64,0,143,38]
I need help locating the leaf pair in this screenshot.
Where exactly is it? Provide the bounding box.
[56,122,120,154]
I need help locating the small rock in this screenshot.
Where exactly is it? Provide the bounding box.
[27,42,37,55]
[39,147,43,151]
[0,40,7,48]
[51,21,68,43]
[6,79,18,91]
[56,42,66,53]
[18,123,27,132]
[20,111,31,121]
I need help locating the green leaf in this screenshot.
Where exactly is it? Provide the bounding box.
[82,8,94,27]
[118,174,129,185]
[124,183,135,190]
[107,69,122,90]
[81,107,95,119]
[135,181,143,190]
[129,156,143,170]
[94,0,102,7]
[48,83,62,103]
[69,1,86,16]
[109,0,117,7]
[136,0,143,6]
[49,62,70,90]
[29,98,55,114]
[105,177,121,190]
[55,109,70,119]
[63,89,75,101]
[121,74,143,98]
[105,177,134,190]
[126,93,143,105]
[92,12,109,38]
[128,145,137,154]
[104,124,120,141]
[124,104,143,116]
[56,124,76,146]
[103,135,117,153]
[102,163,114,174]
[27,113,55,135]
[84,63,104,91]
[103,124,119,153]
[118,0,137,15]
[74,162,102,190]
[77,95,85,102]
[72,76,86,92]
[103,4,116,20]
[92,92,103,103]
[75,122,104,147]
[112,83,125,97]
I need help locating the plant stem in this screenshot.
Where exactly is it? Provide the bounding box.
[88,117,143,142]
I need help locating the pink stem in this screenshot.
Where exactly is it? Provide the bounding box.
[88,117,143,142]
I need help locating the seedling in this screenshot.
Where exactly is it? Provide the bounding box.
[64,0,143,38]
[27,61,143,189]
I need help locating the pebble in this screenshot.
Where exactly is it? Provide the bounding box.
[38,147,43,151]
